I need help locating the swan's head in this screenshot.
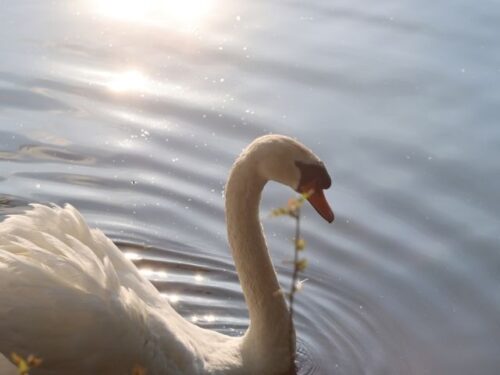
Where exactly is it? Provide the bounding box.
[250,135,334,223]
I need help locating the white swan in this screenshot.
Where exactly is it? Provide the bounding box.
[0,135,333,375]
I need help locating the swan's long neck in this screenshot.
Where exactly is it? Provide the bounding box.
[225,154,292,369]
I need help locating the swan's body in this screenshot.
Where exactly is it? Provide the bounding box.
[0,135,333,375]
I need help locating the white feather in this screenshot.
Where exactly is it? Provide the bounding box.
[0,204,193,374]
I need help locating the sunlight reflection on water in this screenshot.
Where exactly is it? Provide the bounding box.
[91,0,216,30]
[107,70,149,92]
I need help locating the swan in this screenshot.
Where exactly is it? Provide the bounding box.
[0,134,333,375]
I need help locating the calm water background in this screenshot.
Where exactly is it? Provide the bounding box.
[1,0,500,374]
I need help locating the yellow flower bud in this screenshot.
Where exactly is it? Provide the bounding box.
[296,258,308,272]
[295,238,306,251]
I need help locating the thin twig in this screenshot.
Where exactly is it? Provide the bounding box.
[270,193,311,374]
[287,207,300,369]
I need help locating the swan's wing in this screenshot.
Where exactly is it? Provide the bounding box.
[0,204,201,374]
[0,232,144,372]
[0,204,162,307]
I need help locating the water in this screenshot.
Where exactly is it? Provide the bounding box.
[1,0,500,374]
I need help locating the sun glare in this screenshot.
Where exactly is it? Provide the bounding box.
[96,0,149,21]
[108,70,148,92]
[93,0,214,29]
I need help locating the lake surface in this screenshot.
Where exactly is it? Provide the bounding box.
[1,0,500,374]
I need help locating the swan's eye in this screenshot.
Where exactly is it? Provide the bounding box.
[294,161,332,192]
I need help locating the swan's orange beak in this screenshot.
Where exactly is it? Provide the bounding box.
[295,161,334,223]
[299,181,334,223]
[308,188,334,223]
[295,161,335,223]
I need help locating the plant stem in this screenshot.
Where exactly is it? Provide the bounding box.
[288,207,301,371]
